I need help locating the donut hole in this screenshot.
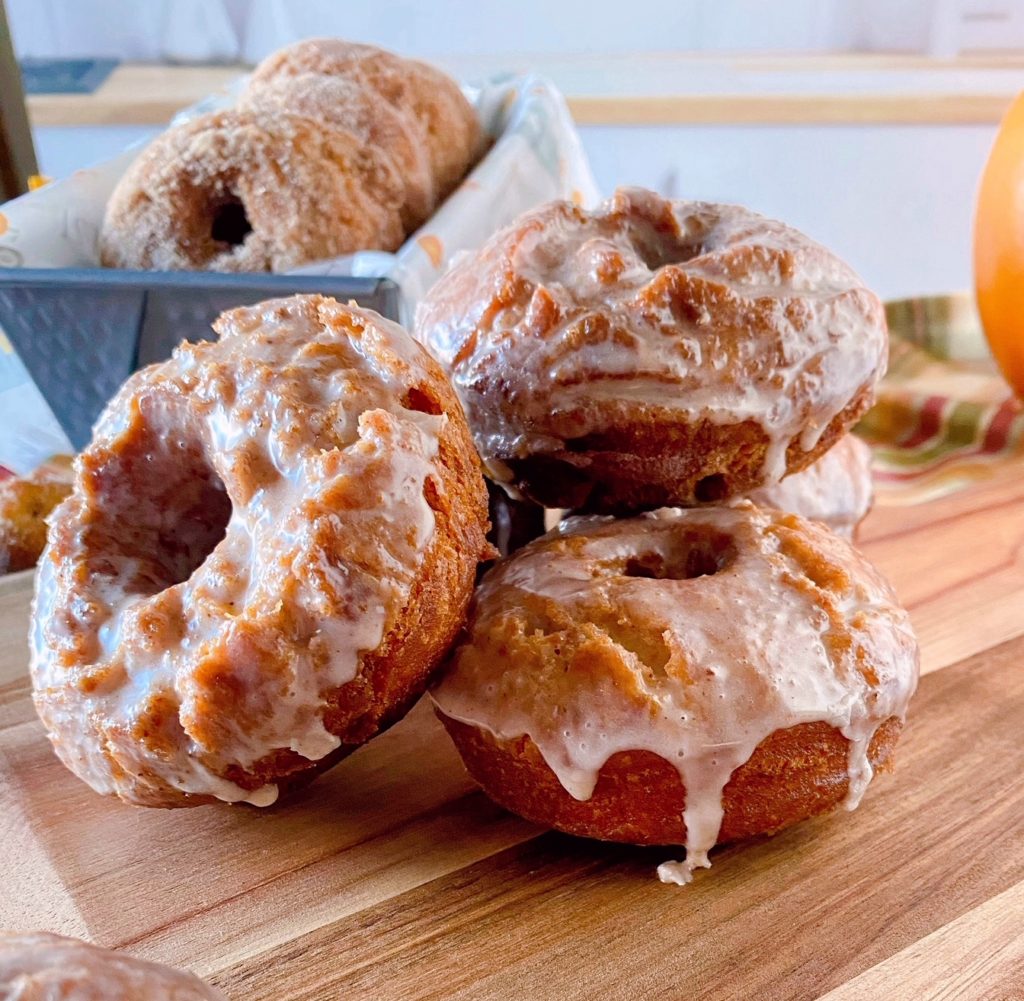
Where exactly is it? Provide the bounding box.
[622,529,735,581]
[210,196,253,248]
[90,414,233,596]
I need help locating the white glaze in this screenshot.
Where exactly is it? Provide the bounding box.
[0,932,226,1000]
[31,296,445,806]
[416,187,888,489]
[432,504,919,884]
[743,434,874,539]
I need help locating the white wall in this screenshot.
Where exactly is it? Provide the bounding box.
[579,122,998,299]
[14,0,1023,61]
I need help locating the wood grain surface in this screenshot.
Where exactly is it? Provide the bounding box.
[2,465,1024,1000]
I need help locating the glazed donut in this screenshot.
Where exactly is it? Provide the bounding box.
[415,187,888,513]
[99,107,406,272]
[745,433,873,539]
[0,932,225,1000]
[238,72,435,231]
[31,295,491,807]
[247,38,481,202]
[0,458,72,575]
[432,504,918,883]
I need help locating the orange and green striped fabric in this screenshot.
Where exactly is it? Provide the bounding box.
[859,294,1024,503]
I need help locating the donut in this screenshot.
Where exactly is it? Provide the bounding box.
[0,458,72,575]
[415,187,888,513]
[431,504,919,883]
[99,108,406,272]
[745,433,873,539]
[31,295,491,807]
[238,72,435,231]
[247,38,481,203]
[0,932,225,1000]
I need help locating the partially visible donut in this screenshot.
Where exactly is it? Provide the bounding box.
[31,295,491,807]
[432,504,919,883]
[0,932,225,1000]
[247,38,480,203]
[0,458,72,575]
[99,108,406,272]
[745,433,874,539]
[238,72,435,231]
[416,187,888,513]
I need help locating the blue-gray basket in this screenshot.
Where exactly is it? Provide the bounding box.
[0,268,400,451]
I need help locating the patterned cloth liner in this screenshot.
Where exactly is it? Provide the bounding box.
[0,73,599,475]
[859,294,1021,505]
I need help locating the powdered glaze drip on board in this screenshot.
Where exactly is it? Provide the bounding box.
[431,505,919,883]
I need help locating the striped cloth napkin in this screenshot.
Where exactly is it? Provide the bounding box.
[859,294,1022,504]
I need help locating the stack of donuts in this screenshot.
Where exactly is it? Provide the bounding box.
[29,188,918,894]
[414,187,919,883]
[99,39,480,273]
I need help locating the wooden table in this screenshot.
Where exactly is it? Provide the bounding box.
[3,466,1024,999]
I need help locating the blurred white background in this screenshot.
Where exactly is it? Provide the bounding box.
[9,0,1024,60]
[8,0,1024,298]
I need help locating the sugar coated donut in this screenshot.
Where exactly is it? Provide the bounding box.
[0,932,224,1000]
[432,504,918,884]
[745,433,873,539]
[238,72,435,231]
[247,38,481,202]
[0,458,72,575]
[416,187,888,513]
[100,108,406,272]
[31,295,490,807]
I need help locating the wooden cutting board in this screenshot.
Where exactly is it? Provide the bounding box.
[3,468,1024,1001]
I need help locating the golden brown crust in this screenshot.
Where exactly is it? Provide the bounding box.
[0,463,72,575]
[441,715,903,845]
[31,297,492,808]
[416,189,888,513]
[100,108,406,272]
[247,38,480,203]
[500,389,873,513]
[238,72,435,231]
[431,506,919,855]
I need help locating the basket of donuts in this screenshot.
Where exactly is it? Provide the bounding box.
[0,37,597,476]
[17,179,918,902]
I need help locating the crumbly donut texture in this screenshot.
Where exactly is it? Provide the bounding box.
[238,72,435,231]
[0,459,72,574]
[99,108,406,272]
[247,38,481,203]
[416,187,888,512]
[0,932,225,1000]
[432,504,919,883]
[31,295,490,808]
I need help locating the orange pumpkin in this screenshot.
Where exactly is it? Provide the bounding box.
[975,91,1024,396]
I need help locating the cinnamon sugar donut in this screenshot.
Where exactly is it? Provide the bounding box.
[416,187,888,513]
[248,38,480,202]
[239,72,435,231]
[99,108,405,272]
[0,932,225,1000]
[0,458,72,575]
[432,504,919,884]
[31,295,490,808]
[746,433,874,539]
